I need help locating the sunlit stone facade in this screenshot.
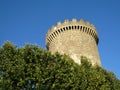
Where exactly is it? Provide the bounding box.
[46,19,101,66]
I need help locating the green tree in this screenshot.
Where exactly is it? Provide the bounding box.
[0,42,120,90]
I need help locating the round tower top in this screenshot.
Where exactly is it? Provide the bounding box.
[46,18,99,44]
[47,18,98,35]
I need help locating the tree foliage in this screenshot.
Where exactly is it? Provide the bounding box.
[0,42,120,90]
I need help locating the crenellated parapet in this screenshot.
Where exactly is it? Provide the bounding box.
[46,18,99,46]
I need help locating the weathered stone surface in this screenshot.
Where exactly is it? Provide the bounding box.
[46,19,101,66]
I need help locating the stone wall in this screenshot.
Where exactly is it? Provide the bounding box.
[46,19,101,66]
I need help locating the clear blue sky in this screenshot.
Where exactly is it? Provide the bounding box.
[0,0,120,79]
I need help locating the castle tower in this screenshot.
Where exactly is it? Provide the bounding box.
[46,19,101,66]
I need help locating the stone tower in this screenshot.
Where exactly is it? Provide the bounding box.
[46,18,101,66]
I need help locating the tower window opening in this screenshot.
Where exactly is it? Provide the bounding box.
[52,34,55,38]
[58,29,60,33]
[77,26,80,29]
[83,27,85,32]
[84,27,86,32]
[56,31,58,35]
[91,29,93,35]
[50,35,53,40]
[49,36,52,41]
[89,29,92,35]
[75,26,77,29]
[72,26,74,29]
[66,27,68,30]
[69,26,71,30]
[53,32,57,36]
[48,37,51,42]
[80,26,82,30]
[92,31,95,37]
[88,28,90,34]
[91,30,94,36]
[47,38,51,43]
[63,27,65,31]
[88,28,89,30]
[61,28,63,32]
[85,27,87,32]
[86,27,89,33]
[86,28,89,33]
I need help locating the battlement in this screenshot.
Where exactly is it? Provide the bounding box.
[46,19,99,46]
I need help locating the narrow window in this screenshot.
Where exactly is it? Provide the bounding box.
[83,27,85,32]
[91,30,94,37]
[47,38,50,43]
[89,29,92,35]
[92,30,95,36]
[72,26,74,29]
[52,34,55,38]
[91,30,93,36]
[63,27,65,31]
[61,28,63,32]
[92,31,95,37]
[50,35,53,41]
[54,32,56,37]
[66,27,68,30]
[90,29,92,35]
[80,26,82,30]
[88,28,90,33]
[75,26,76,29]
[87,28,90,33]
[48,37,51,42]
[84,27,86,32]
[56,31,58,35]
[85,27,87,32]
[58,29,60,33]
[69,26,71,30]
[78,26,80,29]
